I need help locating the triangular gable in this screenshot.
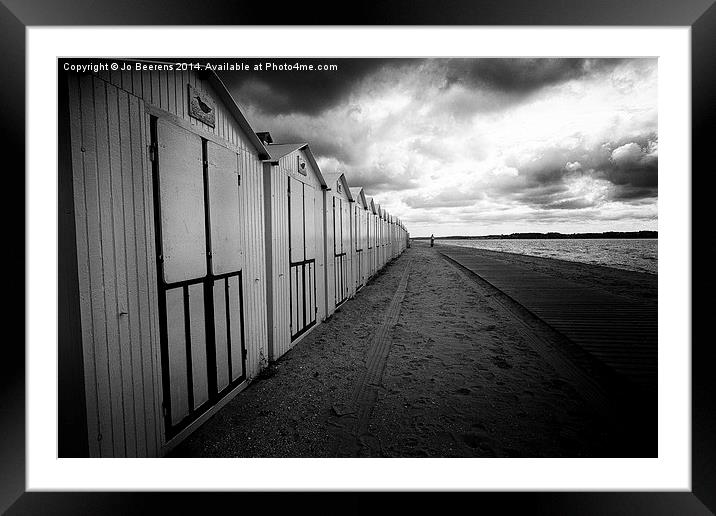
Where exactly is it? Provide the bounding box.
[302,145,328,189]
[324,172,353,201]
[367,197,376,214]
[349,187,368,210]
[264,142,327,188]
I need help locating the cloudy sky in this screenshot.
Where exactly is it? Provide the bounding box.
[219,58,657,237]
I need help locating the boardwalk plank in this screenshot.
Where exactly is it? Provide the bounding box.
[440,246,657,394]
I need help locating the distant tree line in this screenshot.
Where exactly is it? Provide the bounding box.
[413,231,657,240]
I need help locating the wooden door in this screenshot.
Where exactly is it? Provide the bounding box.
[288,177,317,340]
[153,118,246,440]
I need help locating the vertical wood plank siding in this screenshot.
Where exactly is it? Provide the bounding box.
[324,176,356,318]
[67,69,268,457]
[266,148,326,361]
[68,74,161,457]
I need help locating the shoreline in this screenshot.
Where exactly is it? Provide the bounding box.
[435,241,657,304]
[436,240,657,275]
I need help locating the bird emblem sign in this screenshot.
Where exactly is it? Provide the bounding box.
[188,84,216,127]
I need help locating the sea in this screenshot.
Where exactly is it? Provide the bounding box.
[439,238,658,275]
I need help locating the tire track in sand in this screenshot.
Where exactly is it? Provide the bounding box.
[330,258,413,457]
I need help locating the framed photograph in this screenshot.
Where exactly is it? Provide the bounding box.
[5,0,714,513]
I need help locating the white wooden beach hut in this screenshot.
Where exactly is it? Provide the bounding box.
[323,172,355,316]
[389,215,395,260]
[397,219,407,254]
[383,210,389,263]
[378,206,388,269]
[261,135,327,360]
[349,187,369,291]
[387,214,394,260]
[59,63,271,457]
[394,217,400,257]
[374,203,383,269]
[365,197,378,278]
[392,215,400,259]
[386,212,394,261]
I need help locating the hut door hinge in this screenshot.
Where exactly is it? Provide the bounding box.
[238,174,241,186]
[149,142,158,163]
[162,403,168,418]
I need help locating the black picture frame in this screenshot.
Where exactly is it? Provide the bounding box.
[4,1,714,513]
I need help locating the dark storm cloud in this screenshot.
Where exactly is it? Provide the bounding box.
[218,58,628,118]
[443,58,625,95]
[215,58,412,116]
[257,120,368,166]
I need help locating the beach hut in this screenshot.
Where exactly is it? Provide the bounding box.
[398,220,407,254]
[59,63,271,457]
[379,206,388,269]
[324,172,355,317]
[374,204,383,269]
[388,214,395,260]
[391,215,397,260]
[349,187,369,290]
[385,213,394,263]
[394,216,401,258]
[365,197,378,278]
[261,135,327,360]
[392,217,399,257]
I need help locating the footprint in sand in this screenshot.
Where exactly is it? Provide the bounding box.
[489,346,507,355]
[460,432,492,450]
[456,387,471,395]
[491,356,513,369]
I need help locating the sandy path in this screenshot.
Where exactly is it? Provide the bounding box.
[367,245,624,457]
[171,253,405,457]
[172,244,650,458]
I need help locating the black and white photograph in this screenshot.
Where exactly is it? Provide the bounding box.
[58,56,659,460]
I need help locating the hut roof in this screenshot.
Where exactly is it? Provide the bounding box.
[265,143,306,161]
[203,71,270,160]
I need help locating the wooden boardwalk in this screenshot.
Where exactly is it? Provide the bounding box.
[439,246,657,395]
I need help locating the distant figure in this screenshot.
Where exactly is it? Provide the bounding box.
[430,234,435,247]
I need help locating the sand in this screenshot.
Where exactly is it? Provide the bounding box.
[171,242,656,458]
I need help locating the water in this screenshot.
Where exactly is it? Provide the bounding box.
[439,238,658,274]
